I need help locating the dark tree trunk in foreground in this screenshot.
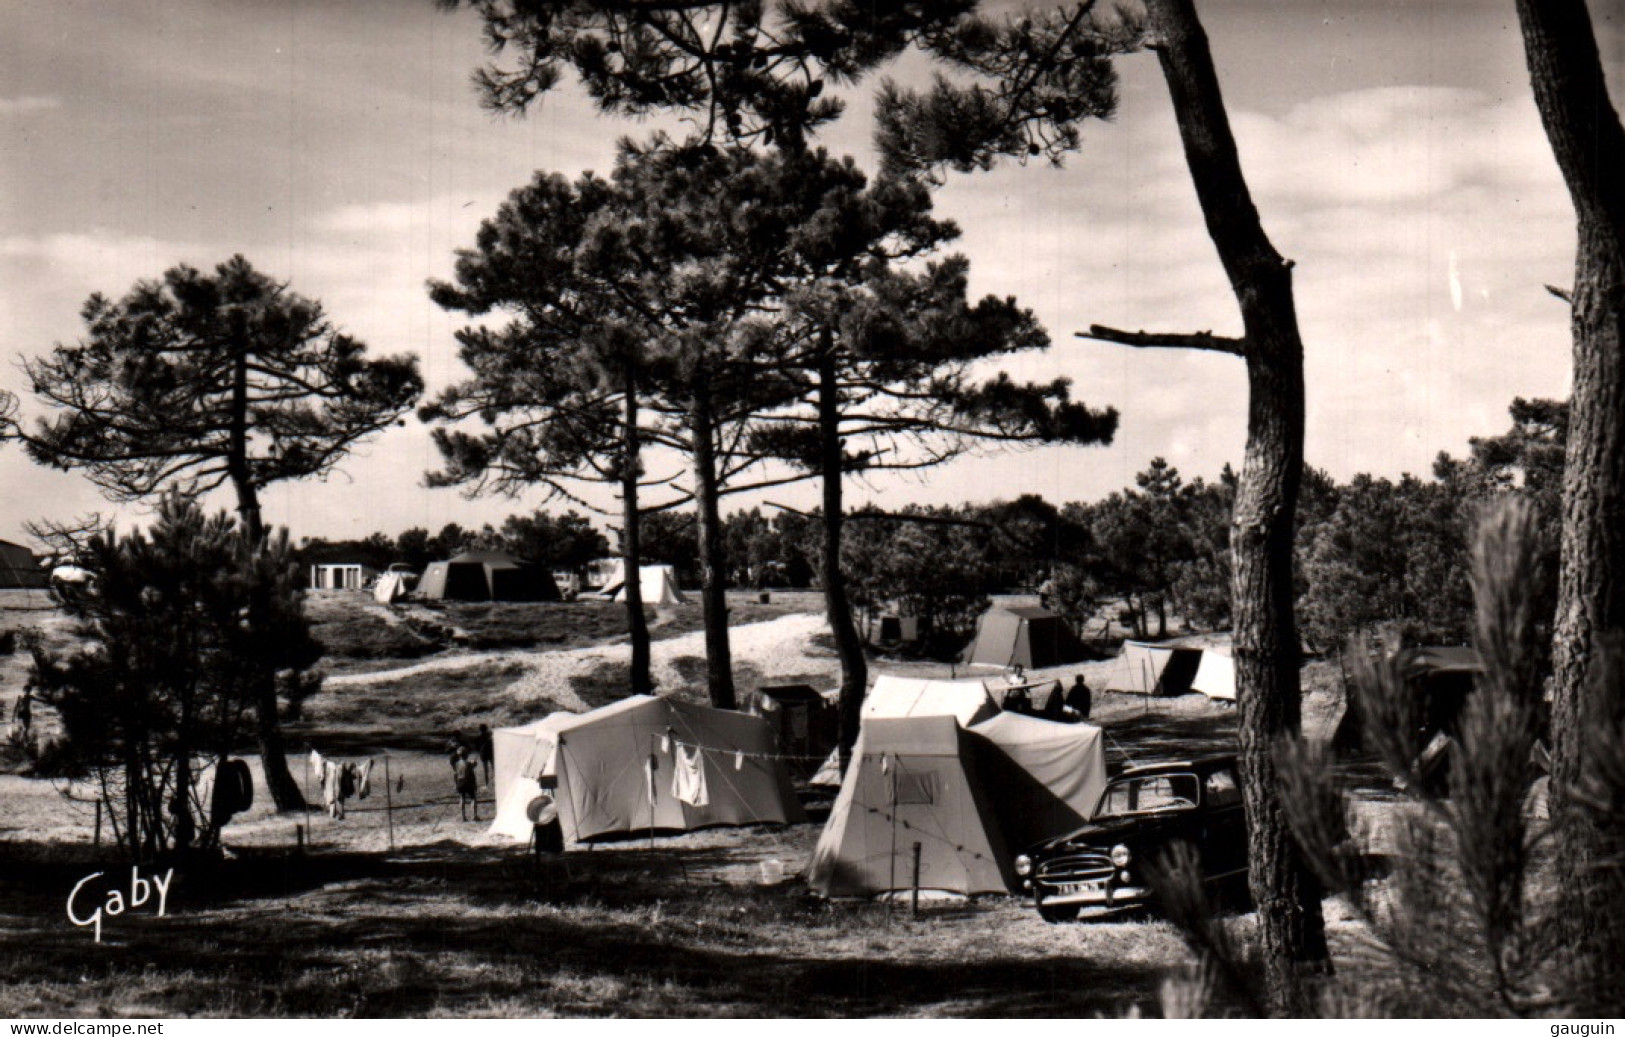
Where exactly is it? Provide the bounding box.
[690,384,736,709]
[622,362,653,697]
[1514,0,1625,978]
[229,348,305,812]
[819,350,867,770]
[1145,0,1329,1010]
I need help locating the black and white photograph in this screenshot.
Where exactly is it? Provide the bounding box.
[2,0,1623,1022]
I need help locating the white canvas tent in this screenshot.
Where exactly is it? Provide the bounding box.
[1103,640,1203,695]
[808,716,1014,897]
[862,675,1001,726]
[1191,648,1236,701]
[807,712,1108,898]
[811,675,1002,786]
[598,562,687,605]
[373,570,414,604]
[489,696,803,843]
[489,712,580,839]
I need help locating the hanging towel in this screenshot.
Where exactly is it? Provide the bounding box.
[356,759,373,800]
[734,750,745,772]
[645,754,659,807]
[672,745,709,808]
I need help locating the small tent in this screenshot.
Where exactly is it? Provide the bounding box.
[418,550,560,602]
[1104,640,1203,695]
[0,540,49,590]
[961,605,1089,670]
[808,716,1014,897]
[1191,648,1236,701]
[372,570,415,605]
[598,562,687,605]
[1333,646,1482,752]
[490,696,805,844]
[489,712,580,840]
[968,712,1108,851]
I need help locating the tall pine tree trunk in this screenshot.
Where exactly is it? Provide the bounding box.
[1145,0,1328,1011]
[690,384,736,709]
[819,349,867,770]
[228,348,304,812]
[622,360,653,697]
[1513,0,1625,995]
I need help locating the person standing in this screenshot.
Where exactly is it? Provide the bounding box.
[454,747,481,822]
[1066,674,1093,721]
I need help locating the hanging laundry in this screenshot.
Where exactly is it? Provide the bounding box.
[645,754,659,807]
[734,749,745,772]
[660,732,672,753]
[355,759,373,800]
[672,745,709,808]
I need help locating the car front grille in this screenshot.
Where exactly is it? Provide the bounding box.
[1036,852,1114,884]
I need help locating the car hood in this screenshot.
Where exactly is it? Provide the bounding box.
[1031,811,1196,853]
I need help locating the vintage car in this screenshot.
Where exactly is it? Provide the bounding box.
[1014,753,1248,922]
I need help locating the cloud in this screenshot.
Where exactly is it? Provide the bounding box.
[0,95,61,116]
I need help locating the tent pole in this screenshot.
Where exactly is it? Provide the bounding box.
[888,759,898,915]
[384,755,395,852]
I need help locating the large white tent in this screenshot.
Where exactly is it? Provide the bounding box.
[807,711,1108,898]
[488,696,803,843]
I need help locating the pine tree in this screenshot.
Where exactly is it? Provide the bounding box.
[17,256,420,810]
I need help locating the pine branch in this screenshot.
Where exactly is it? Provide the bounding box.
[1076,324,1245,355]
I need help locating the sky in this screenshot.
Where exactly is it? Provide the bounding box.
[2,0,1619,545]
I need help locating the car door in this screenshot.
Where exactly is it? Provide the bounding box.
[1199,766,1248,884]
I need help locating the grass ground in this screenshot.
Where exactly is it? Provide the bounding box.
[0,587,1378,1018]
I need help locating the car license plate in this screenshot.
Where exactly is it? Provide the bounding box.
[1055,880,1104,895]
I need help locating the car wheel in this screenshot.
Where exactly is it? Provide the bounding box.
[1036,897,1080,924]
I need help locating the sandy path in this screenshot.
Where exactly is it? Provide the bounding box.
[324,613,839,711]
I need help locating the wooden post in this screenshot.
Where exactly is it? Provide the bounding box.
[296,823,305,855]
[911,842,922,918]
[94,798,102,850]
[384,756,395,852]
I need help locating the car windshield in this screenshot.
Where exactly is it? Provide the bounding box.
[1093,773,1201,818]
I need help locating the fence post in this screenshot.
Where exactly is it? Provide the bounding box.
[94,799,102,850]
[911,842,922,918]
[384,756,395,852]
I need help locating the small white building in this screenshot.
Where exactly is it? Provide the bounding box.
[309,563,377,591]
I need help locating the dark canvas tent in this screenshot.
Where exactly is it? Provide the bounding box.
[1104,640,1203,695]
[961,606,1088,670]
[0,540,48,590]
[746,684,838,782]
[1333,646,1482,752]
[417,550,559,602]
[808,716,1014,897]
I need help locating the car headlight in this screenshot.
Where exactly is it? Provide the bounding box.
[1110,844,1132,867]
[1014,854,1033,877]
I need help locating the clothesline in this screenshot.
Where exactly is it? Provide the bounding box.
[664,734,828,763]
